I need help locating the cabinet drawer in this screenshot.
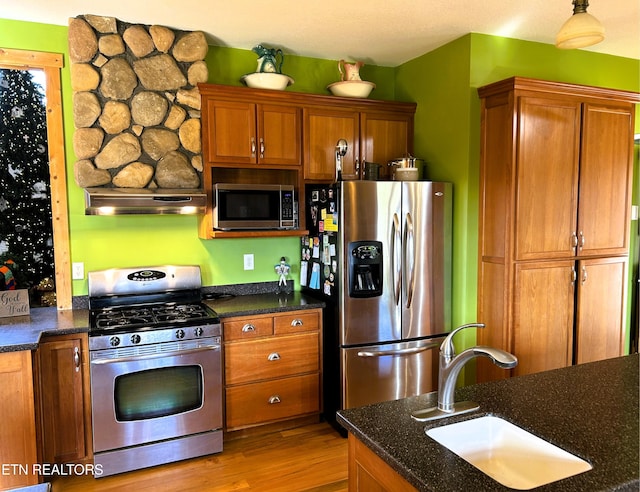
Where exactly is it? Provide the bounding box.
[274,311,319,335]
[225,373,320,429]
[225,333,319,385]
[223,317,273,341]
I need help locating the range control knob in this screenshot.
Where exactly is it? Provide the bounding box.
[109,336,121,347]
[194,327,204,337]
[130,334,141,344]
[176,329,185,340]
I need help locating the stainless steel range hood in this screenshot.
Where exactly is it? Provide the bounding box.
[84,188,207,215]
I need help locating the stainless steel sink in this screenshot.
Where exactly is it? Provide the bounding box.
[426,416,592,490]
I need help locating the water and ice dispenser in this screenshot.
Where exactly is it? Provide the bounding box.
[348,241,383,298]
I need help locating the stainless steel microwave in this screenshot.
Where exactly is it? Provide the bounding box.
[213,183,296,230]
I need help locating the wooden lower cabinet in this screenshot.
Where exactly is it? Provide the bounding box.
[223,309,322,432]
[348,434,416,492]
[36,333,91,464]
[0,350,39,490]
[512,257,627,377]
[575,256,628,364]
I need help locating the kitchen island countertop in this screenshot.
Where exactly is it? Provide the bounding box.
[337,354,639,491]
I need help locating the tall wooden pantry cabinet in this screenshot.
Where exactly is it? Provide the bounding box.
[476,77,638,381]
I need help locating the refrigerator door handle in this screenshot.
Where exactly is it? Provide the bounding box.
[357,340,440,357]
[404,212,415,308]
[392,212,402,305]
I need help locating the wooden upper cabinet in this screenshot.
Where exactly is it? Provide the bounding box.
[360,111,413,174]
[304,107,360,181]
[577,102,634,257]
[202,98,301,167]
[514,96,581,261]
[514,95,635,261]
[303,108,414,181]
[257,104,302,166]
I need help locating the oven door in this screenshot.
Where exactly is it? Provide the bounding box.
[90,338,222,453]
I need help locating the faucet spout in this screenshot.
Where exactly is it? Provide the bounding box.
[438,346,517,412]
[411,323,518,422]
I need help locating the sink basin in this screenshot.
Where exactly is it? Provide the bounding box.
[426,416,592,490]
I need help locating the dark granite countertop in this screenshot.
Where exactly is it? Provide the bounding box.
[0,307,89,353]
[0,286,324,352]
[337,354,639,492]
[204,291,325,318]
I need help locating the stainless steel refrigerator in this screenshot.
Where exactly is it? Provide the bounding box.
[301,180,452,427]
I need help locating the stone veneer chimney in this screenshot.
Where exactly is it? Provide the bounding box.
[68,15,208,190]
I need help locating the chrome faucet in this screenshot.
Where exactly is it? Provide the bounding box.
[412,323,517,422]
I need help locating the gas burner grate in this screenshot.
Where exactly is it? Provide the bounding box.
[90,302,216,333]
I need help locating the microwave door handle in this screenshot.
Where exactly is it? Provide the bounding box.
[90,344,221,365]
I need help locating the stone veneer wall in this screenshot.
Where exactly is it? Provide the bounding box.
[68,15,208,189]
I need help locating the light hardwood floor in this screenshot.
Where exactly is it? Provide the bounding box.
[50,422,348,492]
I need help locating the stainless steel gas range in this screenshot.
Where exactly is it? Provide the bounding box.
[87,265,222,477]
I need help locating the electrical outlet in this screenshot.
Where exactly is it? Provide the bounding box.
[72,262,84,280]
[243,254,254,271]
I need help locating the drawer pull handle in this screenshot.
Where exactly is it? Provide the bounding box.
[267,352,281,361]
[74,346,80,372]
[291,318,304,327]
[268,395,281,404]
[242,323,256,333]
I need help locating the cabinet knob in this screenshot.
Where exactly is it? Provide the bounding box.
[290,318,303,327]
[267,352,281,361]
[268,395,281,404]
[242,323,256,333]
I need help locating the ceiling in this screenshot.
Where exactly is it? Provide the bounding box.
[3,0,639,66]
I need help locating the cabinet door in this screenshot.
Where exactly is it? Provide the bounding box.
[203,99,257,164]
[577,103,634,257]
[514,96,581,261]
[38,335,88,463]
[513,260,575,376]
[348,434,417,492]
[360,112,413,179]
[575,257,627,364]
[304,108,359,181]
[258,104,301,166]
[0,351,38,489]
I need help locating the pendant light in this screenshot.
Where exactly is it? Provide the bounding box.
[556,0,605,49]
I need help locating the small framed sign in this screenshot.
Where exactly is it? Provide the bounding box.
[0,289,30,318]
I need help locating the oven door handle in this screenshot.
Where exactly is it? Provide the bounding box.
[90,344,221,365]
